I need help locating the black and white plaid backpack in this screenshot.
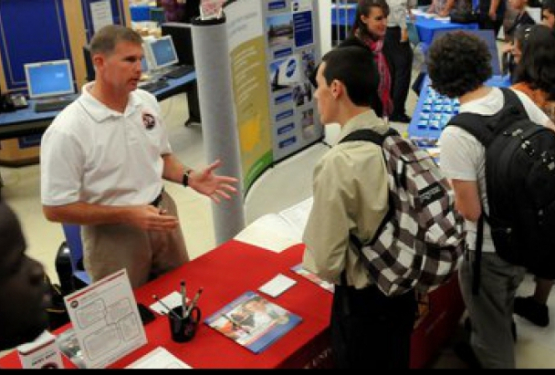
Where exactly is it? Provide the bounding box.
[340,128,465,296]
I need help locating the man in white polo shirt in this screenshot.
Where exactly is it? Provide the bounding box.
[40,25,238,288]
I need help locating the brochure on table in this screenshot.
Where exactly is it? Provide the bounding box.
[234,196,313,252]
[62,269,147,369]
[126,347,191,369]
[205,291,302,354]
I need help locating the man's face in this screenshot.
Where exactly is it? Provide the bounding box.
[543,9,555,29]
[0,202,49,350]
[95,40,144,93]
[314,62,337,125]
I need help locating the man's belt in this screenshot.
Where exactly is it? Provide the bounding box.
[150,189,164,207]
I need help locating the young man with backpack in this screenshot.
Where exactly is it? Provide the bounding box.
[427,30,554,368]
[302,46,417,369]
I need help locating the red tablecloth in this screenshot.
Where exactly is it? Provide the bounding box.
[0,240,464,369]
[0,242,333,369]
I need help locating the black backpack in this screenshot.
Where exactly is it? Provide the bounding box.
[447,88,555,286]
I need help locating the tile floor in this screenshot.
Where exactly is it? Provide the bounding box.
[2,71,555,368]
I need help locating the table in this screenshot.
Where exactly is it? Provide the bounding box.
[0,71,196,141]
[408,74,512,145]
[0,242,333,369]
[0,238,465,369]
[413,16,479,46]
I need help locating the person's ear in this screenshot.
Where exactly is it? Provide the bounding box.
[331,80,342,99]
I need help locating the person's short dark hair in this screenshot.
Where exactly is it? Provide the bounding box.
[513,25,555,100]
[427,31,493,98]
[542,0,555,16]
[351,0,390,39]
[319,46,380,108]
[89,24,143,56]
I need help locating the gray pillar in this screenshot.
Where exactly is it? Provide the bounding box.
[191,17,246,245]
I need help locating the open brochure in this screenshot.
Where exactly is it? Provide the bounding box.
[204,291,302,354]
[234,197,313,253]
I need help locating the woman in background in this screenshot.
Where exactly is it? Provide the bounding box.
[340,0,391,119]
[501,0,535,77]
[511,24,555,327]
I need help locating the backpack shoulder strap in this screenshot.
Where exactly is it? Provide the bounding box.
[339,127,399,146]
[446,112,493,147]
[500,87,526,115]
[446,88,526,148]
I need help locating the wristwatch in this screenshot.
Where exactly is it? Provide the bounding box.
[182,169,192,187]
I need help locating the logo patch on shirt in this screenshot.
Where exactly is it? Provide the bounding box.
[142,112,156,130]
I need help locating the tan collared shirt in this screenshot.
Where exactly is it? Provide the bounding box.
[302,111,389,288]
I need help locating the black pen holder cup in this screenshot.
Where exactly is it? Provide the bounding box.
[168,306,201,343]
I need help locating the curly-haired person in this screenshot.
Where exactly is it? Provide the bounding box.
[427,30,554,369]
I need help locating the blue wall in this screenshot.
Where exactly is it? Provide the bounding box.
[0,0,71,91]
[0,0,128,92]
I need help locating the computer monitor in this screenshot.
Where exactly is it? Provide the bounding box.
[161,22,195,66]
[24,59,75,99]
[145,35,179,71]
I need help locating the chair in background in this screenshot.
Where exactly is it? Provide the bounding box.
[61,223,91,289]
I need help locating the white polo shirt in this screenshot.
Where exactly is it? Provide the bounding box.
[41,83,171,206]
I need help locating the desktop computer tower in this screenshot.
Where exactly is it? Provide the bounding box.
[161,22,201,124]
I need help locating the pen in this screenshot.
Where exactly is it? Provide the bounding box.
[152,294,181,320]
[180,280,187,319]
[221,313,251,334]
[184,287,204,318]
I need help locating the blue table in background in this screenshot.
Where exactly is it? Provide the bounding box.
[130,4,154,22]
[413,16,479,46]
[408,74,512,147]
[331,4,478,46]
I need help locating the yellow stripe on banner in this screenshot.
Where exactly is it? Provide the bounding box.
[121,0,132,27]
[62,0,87,91]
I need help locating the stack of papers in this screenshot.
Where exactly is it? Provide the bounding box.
[126,347,191,369]
[234,197,313,253]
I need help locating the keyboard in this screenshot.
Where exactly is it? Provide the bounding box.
[34,98,74,113]
[139,79,170,93]
[164,65,195,79]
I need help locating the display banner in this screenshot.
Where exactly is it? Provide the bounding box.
[263,0,323,162]
[227,0,274,192]
[225,0,322,191]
